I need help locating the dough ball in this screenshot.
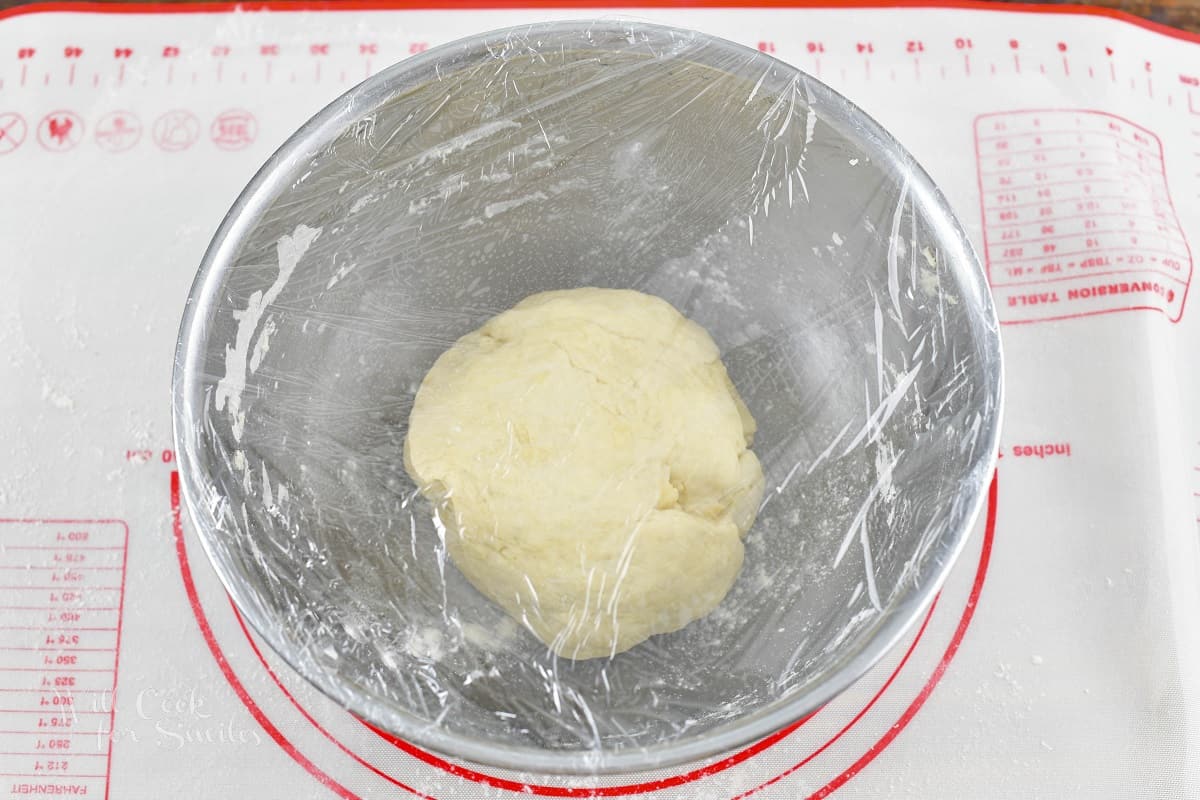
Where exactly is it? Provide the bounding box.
[404,288,764,659]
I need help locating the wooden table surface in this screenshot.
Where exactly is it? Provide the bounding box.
[1046,0,1200,31]
[0,0,1196,35]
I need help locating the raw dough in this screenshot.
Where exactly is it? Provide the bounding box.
[404,288,764,659]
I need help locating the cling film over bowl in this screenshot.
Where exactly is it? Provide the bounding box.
[172,20,1002,775]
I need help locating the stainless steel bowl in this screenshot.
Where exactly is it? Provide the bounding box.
[173,20,1002,775]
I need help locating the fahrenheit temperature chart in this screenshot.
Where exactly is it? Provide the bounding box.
[975,109,1194,324]
[0,520,129,799]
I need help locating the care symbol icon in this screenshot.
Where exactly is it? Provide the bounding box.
[153,109,200,152]
[0,112,27,155]
[38,111,83,152]
[95,111,142,153]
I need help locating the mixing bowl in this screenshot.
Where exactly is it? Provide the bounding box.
[173,20,1002,775]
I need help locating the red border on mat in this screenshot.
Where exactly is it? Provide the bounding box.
[172,471,997,798]
[169,474,423,800]
[0,0,1198,46]
[358,597,931,796]
[744,471,997,799]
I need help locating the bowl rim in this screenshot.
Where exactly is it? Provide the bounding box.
[172,18,1004,777]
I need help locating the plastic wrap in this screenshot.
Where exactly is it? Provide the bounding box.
[172,20,1002,775]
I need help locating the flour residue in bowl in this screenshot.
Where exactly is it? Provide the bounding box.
[214,223,321,442]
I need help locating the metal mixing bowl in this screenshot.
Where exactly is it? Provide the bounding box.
[173,20,1002,775]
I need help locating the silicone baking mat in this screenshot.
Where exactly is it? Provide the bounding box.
[2,2,1199,797]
